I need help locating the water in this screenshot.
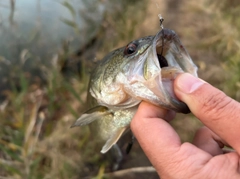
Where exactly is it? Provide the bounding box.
[0,0,144,97]
[0,0,105,59]
[0,0,106,94]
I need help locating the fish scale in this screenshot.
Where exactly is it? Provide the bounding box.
[71,28,198,153]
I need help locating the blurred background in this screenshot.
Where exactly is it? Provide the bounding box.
[0,0,239,178]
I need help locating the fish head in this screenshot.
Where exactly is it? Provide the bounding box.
[124,28,198,113]
[90,28,198,113]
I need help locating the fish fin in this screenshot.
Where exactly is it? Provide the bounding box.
[100,127,127,153]
[71,106,110,127]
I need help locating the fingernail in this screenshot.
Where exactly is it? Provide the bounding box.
[176,73,206,93]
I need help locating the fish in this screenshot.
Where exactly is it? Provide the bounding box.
[71,28,198,153]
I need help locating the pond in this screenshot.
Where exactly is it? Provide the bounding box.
[0,0,108,97]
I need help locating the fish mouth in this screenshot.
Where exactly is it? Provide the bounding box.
[146,29,198,113]
[154,29,198,75]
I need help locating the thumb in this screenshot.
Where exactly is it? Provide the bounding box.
[174,73,240,153]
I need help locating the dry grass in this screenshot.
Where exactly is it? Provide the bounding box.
[0,0,240,178]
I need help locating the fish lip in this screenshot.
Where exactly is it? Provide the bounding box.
[150,29,198,113]
[153,29,198,76]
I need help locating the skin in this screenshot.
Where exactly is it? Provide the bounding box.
[131,73,240,179]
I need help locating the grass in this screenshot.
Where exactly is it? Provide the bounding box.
[0,1,147,178]
[0,0,240,178]
[182,0,240,99]
[0,65,89,178]
[205,1,240,100]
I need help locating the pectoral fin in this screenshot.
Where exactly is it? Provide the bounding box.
[71,106,110,127]
[101,127,127,153]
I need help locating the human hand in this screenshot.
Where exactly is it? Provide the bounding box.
[131,73,240,179]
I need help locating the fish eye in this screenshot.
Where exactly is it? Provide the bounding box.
[124,43,138,55]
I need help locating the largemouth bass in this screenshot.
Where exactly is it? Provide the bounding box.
[71,28,198,153]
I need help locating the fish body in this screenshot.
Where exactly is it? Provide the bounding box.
[72,29,198,153]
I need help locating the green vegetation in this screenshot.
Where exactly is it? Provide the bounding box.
[203,0,240,100]
[0,0,147,178]
[0,0,239,178]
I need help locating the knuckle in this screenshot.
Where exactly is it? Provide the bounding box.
[200,90,233,120]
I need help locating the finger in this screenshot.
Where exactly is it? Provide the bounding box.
[193,126,226,156]
[131,101,211,176]
[130,101,180,168]
[174,73,240,153]
[134,101,176,120]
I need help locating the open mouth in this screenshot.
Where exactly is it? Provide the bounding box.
[155,29,172,69]
[155,29,179,70]
[152,29,198,113]
[154,29,198,76]
[157,54,168,68]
